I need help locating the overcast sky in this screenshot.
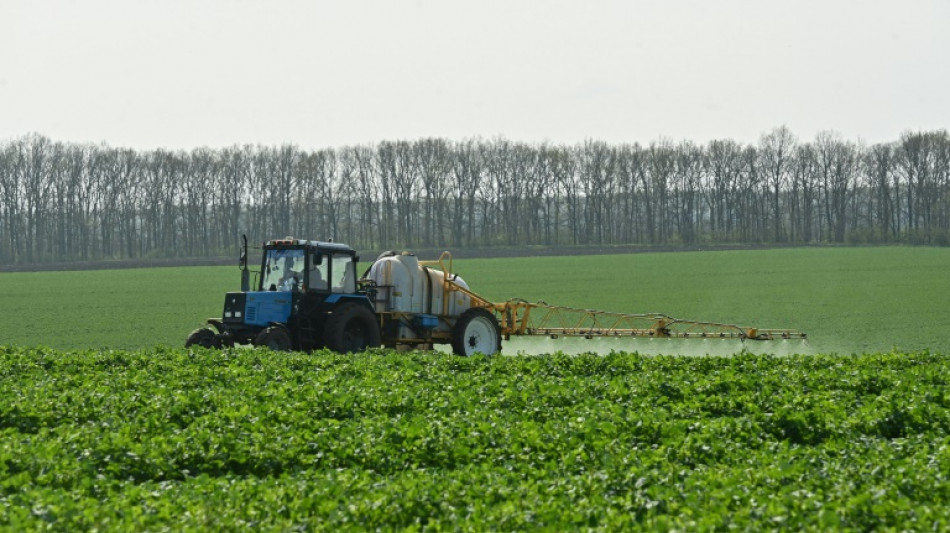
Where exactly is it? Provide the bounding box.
[2,0,948,151]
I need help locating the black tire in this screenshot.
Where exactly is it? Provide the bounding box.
[451,308,502,356]
[323,303,382,353]
[185,328,220,348]
[255,326,293,351]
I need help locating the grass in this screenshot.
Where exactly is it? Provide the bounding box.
[0,246,948,353]
[0,267,232,350]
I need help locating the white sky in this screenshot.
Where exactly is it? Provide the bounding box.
[2,0,948,151]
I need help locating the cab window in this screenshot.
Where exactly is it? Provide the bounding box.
[309,253,328,290]
[261,249,305,291]
[330,254,356,293]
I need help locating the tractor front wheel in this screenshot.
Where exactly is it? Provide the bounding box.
[451,308,502,356]
[255,326,293,351]
[323,304,382,353]
[185,328,220,349]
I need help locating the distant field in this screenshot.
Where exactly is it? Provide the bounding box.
[0,246,947,354]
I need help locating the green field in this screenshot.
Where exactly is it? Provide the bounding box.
[2,347,949,530]
[1,246,947,354]
[3,247,950,530]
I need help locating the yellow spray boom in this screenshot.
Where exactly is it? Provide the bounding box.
[411,251,805,349]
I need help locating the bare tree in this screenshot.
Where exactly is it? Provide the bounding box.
[0,141,24,262]
[377,141,419,246]
[642,140,675,244]
[214,146,248,253]
[673,141,703,244]
[815,132,858,242]
[447,139,483,247]
[415,139,452,247]
[703,139,742,241]
[789,144,819,243]
[865,143,895,241]
[345,144,382,249]
[759,126,797,242]
[578,140,617,244]
[897,130,950,240]
[3,128,950,266]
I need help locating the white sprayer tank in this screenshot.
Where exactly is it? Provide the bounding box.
[367,252,472,330]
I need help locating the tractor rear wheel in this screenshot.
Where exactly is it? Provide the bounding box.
[185,328,220,348]
[255,326,293,351]
[451,308,502,356]
[323,304,381,353]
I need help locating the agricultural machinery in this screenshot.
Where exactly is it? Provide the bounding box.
[185,236,806,355]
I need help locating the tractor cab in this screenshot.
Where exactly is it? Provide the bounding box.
[257,239,358,294]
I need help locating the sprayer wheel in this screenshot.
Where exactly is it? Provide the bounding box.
[451,308,502,356]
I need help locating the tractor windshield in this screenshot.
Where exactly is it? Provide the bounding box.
[261,248,305,291]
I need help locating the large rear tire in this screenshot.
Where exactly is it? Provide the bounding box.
[185,328,220,348]
[451,308,502,356]
[255,326,293,351]
[323,304,382,353]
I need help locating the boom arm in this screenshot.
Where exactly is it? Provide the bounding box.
[491,299,805,341]
[421,252,806,342]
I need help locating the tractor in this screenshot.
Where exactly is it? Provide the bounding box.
[186,237,382,353]
[186,236,805,355]
[185,236,496,355]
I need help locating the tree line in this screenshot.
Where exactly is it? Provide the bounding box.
[1,127,948,265]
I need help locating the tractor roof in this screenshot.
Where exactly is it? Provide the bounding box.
[264,238,355,254]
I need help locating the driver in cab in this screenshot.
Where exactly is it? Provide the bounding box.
[278,257,304,291]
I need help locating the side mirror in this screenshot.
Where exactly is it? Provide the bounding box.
[239,234,249,291]
[239,234,248,270]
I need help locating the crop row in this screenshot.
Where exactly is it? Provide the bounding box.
[2,346,949,531]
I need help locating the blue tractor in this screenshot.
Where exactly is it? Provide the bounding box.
[185,236,382,352]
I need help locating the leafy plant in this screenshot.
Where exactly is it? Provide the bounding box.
[2,346,949,530]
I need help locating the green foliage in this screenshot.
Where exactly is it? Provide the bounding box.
[2,346,950,530]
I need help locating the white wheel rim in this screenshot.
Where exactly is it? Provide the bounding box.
[464,316,499,355]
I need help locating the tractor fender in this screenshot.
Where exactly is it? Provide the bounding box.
[323,293,376,312]
[265,322,293,334]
